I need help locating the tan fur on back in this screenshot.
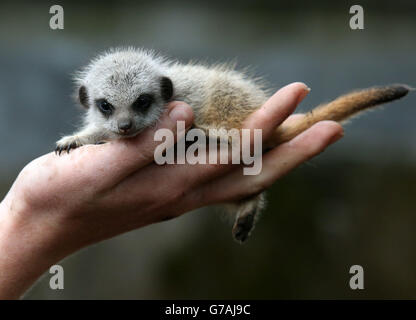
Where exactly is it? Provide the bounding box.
[168,63,267,132]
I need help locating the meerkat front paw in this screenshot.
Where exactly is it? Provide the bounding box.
[55,135,83,155]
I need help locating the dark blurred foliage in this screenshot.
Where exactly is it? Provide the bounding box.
[0,0,415,299]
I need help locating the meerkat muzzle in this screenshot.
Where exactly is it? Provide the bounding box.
[118,119,133,135]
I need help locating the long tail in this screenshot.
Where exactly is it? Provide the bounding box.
[270,84,411,146]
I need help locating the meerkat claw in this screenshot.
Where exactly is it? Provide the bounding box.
[55,139,82,155]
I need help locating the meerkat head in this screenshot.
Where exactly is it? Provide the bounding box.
[75,48,173,138]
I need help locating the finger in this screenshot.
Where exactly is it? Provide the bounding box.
[243,82,310,140]
[56,102,194,187]
[191,121,343,206]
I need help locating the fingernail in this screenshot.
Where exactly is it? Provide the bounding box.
[329,131,344,145]
[169,105,189,122]
[296,85,311,105]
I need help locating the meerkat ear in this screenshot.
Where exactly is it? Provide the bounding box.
[78,85,89,108]
[160,77,173,102]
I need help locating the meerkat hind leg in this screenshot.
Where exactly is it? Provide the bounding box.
[231,193,265,243]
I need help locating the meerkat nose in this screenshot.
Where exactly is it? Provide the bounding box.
[118,120,133,134]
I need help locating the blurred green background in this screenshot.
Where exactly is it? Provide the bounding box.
[0,0,415,299]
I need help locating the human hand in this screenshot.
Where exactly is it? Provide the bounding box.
[0,82,343,298]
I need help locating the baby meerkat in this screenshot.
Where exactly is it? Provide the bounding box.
[56,48,410,243]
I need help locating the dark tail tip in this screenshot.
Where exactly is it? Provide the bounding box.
[372,84,411,105]
[385,84,411,100]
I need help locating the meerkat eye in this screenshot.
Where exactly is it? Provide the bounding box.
[133,94,154,111]
[96,99,114,115]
